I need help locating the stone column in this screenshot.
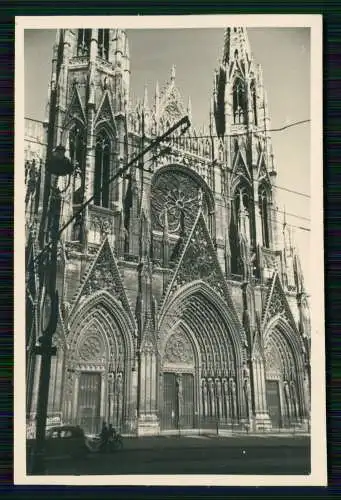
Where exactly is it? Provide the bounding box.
[30,355,42,417]
[100,371,106,421]
[72,370,80,423]
[137,345,160,435]
[252,358,272,430]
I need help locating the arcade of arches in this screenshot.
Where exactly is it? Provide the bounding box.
[38,283,309,436]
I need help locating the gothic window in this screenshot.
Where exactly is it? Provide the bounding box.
[151,170,211,237]
[77,29,91,56]
[94,131,111,208]
[233,79,246,125]
[251,81,258,126]
[98,29,110,61]
[69,125,86,205]
[259,186,270,248]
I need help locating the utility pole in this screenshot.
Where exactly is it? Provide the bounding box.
[135,105,145,423]
[28,115,191,474]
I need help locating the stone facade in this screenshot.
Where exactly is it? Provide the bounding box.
[25,28,311,436]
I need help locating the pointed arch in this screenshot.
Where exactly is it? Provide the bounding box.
[159,279,245,373]
[263,315,307,423]
[98,29,110,60]
[250,80,258,126]
[69,289,135,354]
[232,77,246,124]
[68,122,87,206]
[158,280,246,424]
[64,290,136,432]
[77,29,91,56]
[258,182,271,248]
[264,315,305,374]
[94,129,111,208]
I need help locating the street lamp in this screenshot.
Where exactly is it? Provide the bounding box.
[28,116,191,473]
[29,146,73,475]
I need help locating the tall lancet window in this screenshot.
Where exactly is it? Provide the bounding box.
[259,186,270,248]
[69,125,86,205]
[77,29,91,56]
[98,29,110,60]
[234,184,252,245]
[251,81,258,126]
[233,79,246,125]
[94,131,111,208]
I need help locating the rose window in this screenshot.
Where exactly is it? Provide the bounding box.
[152,171,209,235]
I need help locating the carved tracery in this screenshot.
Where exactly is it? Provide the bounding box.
[164,331,194,365]
[151,170,210,236]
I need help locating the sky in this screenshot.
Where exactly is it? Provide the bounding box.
[24,27,311,292]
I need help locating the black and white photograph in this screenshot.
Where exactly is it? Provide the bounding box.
[15,15,325,486]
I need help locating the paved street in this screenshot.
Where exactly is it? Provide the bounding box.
[40,435,310,476]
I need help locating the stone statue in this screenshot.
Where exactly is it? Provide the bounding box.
[215,378,222,419]
[243,364,252,419]
[290,381,299,421]
[229,378,237,420]
[208,378,215,416]
[283,381,292,419]
[222,378,229,420]
[201,378,208,417]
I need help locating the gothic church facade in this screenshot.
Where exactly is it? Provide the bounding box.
[25,28,311,435]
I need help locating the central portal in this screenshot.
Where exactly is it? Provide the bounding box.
[162,372,195,430]
[77,372,102,435]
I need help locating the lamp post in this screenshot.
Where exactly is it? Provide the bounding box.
[28,116,191,473]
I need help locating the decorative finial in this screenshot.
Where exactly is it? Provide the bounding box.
[143,84,149,108]
[283,206,287,228]
[171,64,176,82]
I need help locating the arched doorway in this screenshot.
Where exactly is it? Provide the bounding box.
[160,323,198,430]
[264,319,306,429]
[158,281,245,431]
[63,291,135,435]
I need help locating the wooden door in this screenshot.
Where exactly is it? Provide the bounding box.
[266,379,282,428]
[162,373,178,430]
[78,372,102,435]
[181,373,194,429]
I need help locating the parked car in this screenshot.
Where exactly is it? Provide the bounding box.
[43,425,89,459]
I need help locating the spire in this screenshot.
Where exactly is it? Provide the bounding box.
[143,84,149,109]
[171,64,176,83]
[222,27,251,67]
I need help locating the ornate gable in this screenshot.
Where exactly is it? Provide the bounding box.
[160,210,242,329]
[63,86,87,127]
[232,148,251,181]
[158,82,186,125]
[94,90,116,130]
[69,237,133,320]
[256,153,271,184]
[262,271,298,332]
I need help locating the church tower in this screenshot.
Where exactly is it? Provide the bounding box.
[214,27,279,281]
[40,28,131,251]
